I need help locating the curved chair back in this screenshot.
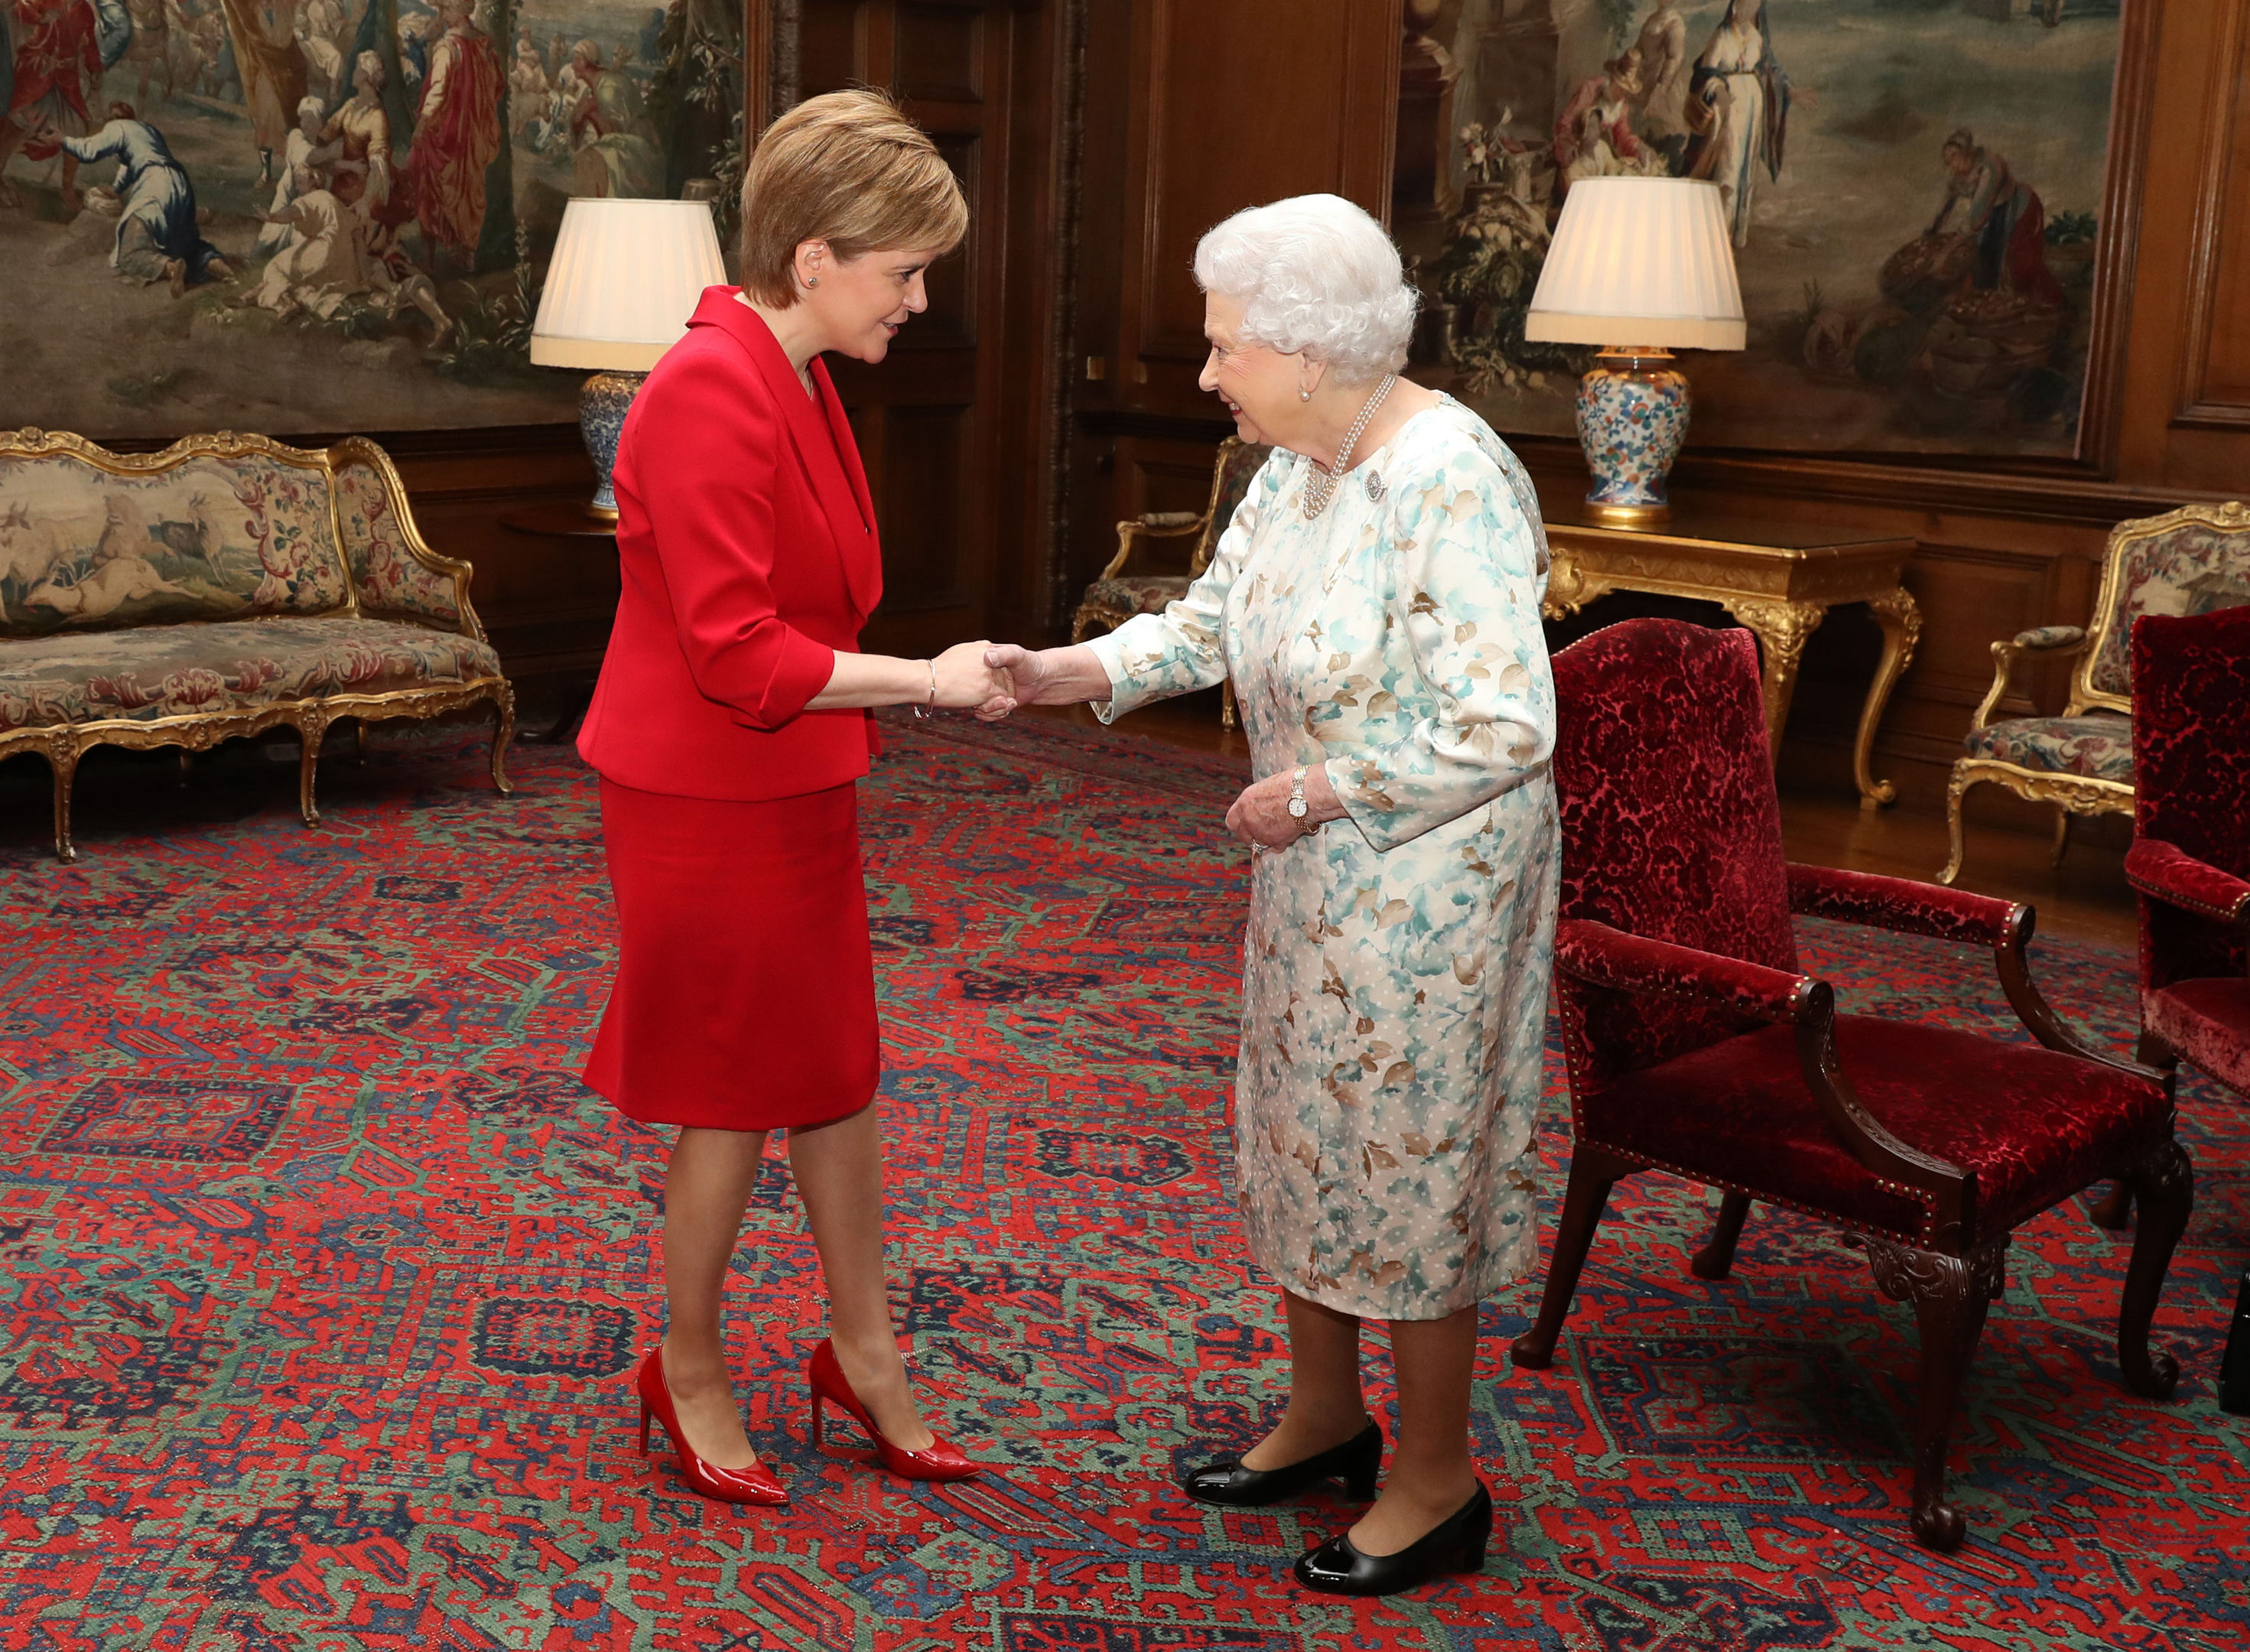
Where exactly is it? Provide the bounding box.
[2074,500,2250,716]
[1550,619,1798,1085]
[2133,603,2250,985]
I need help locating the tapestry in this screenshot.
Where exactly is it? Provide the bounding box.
[1397,0,2125,457]
[0,713,2241,1648]
[0,0,741,439]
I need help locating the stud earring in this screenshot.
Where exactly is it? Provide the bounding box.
[1299,386,1312,402]
[806,275,821,288]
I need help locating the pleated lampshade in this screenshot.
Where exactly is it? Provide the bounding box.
[1526,177,1746,351]
[531,198,728,372]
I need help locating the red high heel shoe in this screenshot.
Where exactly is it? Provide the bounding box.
[636,1348,788,1504]
[807,1338,980,1482]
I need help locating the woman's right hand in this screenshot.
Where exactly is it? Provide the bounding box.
[931,640,1016,718]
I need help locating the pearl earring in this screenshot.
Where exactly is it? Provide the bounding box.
[1299,386,1312,402]
[806,275,821,288]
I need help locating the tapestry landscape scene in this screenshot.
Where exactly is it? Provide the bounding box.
[1402,0,2125,457]
[0,0,741,437]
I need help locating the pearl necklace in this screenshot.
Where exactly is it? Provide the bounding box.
[1301,373,1398,520]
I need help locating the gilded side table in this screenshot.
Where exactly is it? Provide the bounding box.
[1540,505,1922,808]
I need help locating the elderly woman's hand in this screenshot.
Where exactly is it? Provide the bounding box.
[1225,763,1347,850]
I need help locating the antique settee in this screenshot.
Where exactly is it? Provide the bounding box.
[0,428,515,863]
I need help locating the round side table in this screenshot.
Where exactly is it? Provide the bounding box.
[499,502,619,743]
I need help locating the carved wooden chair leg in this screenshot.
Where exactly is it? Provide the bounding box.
[1221,678,1237,730]
[1691,1191,1753,1280]
[1870,1237,2005,1553]
[2051,808,2073,870]
[176,749,193,789]
[1939,769,1972,886]
[47,738,80,865]
[1510,1143,1633,1369]
[490,686,517,797]
[298,713,329,826]
[2115,1137,2193,1400]
[345,719,365,766]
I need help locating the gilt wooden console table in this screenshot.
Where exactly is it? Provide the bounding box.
[1540,503,1922,808]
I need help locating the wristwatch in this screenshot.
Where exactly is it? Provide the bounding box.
[1288,766,1310,827]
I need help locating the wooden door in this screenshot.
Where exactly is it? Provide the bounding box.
[789,0,1029,658]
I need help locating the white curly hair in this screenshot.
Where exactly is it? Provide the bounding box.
[1192,194,1418,382]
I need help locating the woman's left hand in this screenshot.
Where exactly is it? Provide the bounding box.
[1225,763,1344,850]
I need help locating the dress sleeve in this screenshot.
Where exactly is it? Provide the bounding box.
[1080,454,1286,721]
[1326,445,1555,853]
[628,347,838,731]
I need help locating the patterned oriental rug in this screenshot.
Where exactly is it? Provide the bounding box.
[0,712,2243,1652]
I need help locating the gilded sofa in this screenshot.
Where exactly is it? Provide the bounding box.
[0,428,514,863]
[1940,499,2250,886]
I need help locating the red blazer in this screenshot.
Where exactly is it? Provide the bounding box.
[577,288,882,801]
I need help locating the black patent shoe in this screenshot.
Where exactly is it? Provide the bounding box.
[1293,1481,1492,1597]
[1182,1419,1383,1507]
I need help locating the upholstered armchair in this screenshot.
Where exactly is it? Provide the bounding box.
[2091,605,2250,1234]
[1071,437,1271,728]
[1942,500,2250,884]
[1517,618,2191,1551]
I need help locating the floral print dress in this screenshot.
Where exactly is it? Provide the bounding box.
[1083,397,1559,1321]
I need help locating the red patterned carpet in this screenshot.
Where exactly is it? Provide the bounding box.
[0,712,2243,1651]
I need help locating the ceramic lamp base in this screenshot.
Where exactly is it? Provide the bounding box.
[1575,349,1688,527]
[578,369,648,519]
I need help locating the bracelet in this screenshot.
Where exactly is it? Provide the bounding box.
[912,659,936,720]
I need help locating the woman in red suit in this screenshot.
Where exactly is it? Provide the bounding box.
[577,89,1012,1504]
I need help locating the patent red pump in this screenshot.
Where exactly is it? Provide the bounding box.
[806,1338,981,1482]
[636,1348,789,1505]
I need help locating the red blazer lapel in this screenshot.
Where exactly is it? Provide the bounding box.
[692,289,883,621]
[811,357,883,619]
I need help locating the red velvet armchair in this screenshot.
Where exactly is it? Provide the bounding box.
[1514,619,2192,1552]
[2094,605,2250,1228]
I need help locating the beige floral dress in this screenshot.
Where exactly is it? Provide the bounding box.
[1083,398,1559,1321]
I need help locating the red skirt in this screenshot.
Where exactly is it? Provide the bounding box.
[585,778,880,1131]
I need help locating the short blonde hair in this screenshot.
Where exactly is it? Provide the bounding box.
[739,89,968,306]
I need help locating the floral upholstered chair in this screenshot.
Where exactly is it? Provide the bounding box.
[1071,437,1271,727]
[1520,617,2191,1551]
[1942,500,2250,885]
[0,429,514,862]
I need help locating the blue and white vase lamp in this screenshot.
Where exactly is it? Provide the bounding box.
[1524,177,1745,528]
[531,197,730,520]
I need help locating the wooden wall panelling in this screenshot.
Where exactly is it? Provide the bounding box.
[1060,0,1398,620]
[798,0,1032,660]
[2115,0,2250,490]
[2170,0,2250,429]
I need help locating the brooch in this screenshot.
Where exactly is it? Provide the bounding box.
[1364,469,1387,502]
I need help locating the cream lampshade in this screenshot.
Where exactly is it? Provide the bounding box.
[1524,177,1744,526]
[532,198,728,518]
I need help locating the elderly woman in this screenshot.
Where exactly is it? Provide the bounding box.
[988,193,1556,1597]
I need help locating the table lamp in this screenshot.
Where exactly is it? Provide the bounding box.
[1524,177,1744,528]
[531,197,728,519]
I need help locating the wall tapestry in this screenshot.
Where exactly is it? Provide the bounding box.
[1394,0,2125,457]
[0,0,742,439]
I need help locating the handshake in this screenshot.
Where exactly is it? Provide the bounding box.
[925,641,1071,723]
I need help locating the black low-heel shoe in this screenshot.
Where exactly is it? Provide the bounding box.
[1292,1481,1492,1597]
[1181,1419,1383,1507]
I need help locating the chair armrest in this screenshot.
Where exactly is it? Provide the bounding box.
[1787,863,2023,948]
[2126,837,2250,925]
[1555,919,1825,1026]
[1558,919,1970,1220]
[1094,510,1209,581]
[1969,625,2087,733]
